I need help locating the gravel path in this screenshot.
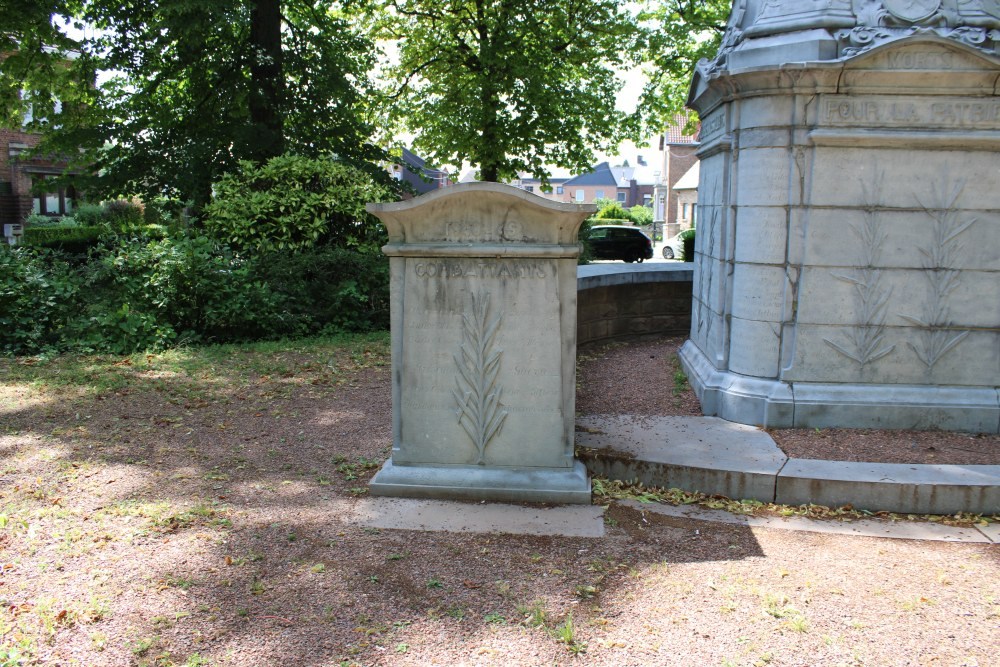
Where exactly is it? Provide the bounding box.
[577,336,999,466]
[0,337,996,666]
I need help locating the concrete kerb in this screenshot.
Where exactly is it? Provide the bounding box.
[337,496,996,543]
[575,415,1000,518]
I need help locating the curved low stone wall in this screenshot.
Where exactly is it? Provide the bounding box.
[577,264,694,348]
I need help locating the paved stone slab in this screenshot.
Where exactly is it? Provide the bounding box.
[777,459,1000,515]
[576,415,787,502]
[975,522,1000,544]
[347,497,606,538]
[620,500,993,543]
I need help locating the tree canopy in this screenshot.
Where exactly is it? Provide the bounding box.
[2,0,386,208]
[1,0,734,200]
[640,0,731,125]
[371,0,648,183]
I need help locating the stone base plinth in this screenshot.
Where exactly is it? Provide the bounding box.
[369,460,592,504]
[680,342,1000,433]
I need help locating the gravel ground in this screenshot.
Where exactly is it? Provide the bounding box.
[577,337,999,466]
[0,336,997,666]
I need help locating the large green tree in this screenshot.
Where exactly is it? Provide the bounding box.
[641,0,731,124]
[372,0,647,183]
[2,0,384,209]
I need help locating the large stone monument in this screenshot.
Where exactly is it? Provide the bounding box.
[366,183,594,502]
[681,0,1000,433]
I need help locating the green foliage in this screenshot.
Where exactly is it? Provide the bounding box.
[70,203,106,227]
[22,225,104,253]
[372,0,647,183]
[577,217,595,265]
[595,202,629,221]
[204,155,393,254]
[0,232,390,356]
[627,205,653,225]
[248,247,390,334]
[9,1,388,209]
[23,214,72,228]
[101,200,145,233]
[640,1,732,124]
[680,228,696,262]
[0,247,83,355]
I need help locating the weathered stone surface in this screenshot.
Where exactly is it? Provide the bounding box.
[367,183,595,501]
[683,4,1000,434]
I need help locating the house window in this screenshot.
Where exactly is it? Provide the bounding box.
[682,203,688,219]
[595,190,605,200]
[32,176,75,216]
[575,189,584,202]
[616,192,626,203]
[643,194,652,207]
[556,186,564,195]
[524,185,534,193]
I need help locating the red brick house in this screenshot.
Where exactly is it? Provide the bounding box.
[1,125,76,230]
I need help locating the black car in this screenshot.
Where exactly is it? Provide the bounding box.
[586,225,654,263]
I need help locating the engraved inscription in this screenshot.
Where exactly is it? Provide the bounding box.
[444,219,524,243]
[823,97,1000,128]
[700,111,726,140]
[414,261,549,279]
[886,50,956,69]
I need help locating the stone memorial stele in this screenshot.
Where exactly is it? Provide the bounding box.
[681,0,1000,433]
[365,183,594,503]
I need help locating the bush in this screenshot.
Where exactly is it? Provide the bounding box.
[23,225,104,254]
[627,205,653,225]
[71,203,106,227]
[680,228,696,262]
[0,247,84,355]
[102,199,145,233]
[204,155,393,254]
[250,247,390,334]
[0,230,392,355]
[577,218,595,265]
[595,202,629,221]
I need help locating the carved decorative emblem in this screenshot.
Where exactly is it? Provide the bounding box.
[452,291,508,465]
[884,0,942,22]
[980,0,1000,20]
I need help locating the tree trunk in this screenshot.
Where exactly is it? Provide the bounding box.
[249,0,284,162]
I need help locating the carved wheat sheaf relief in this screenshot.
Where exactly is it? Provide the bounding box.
[900,179,976,370]
[824,174,896,367]
[452,291,508,465]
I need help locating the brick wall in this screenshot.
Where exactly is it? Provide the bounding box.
[577,280,693,348]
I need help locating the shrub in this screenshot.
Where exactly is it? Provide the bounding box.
[0,247,84,354]
[249,246,390,334]
[680,228,696,262]
[204,155,393,254]
[577,218,595,265]
[102,199,145,233]
[23,225,104,254]
[71,203,106,227]
[627,205,653,225]
[595,202,629,221]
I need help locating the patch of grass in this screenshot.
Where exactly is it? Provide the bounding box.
[516,600,549,628]
[131,636,158,656]
[426,577,443,589]
[551,613,586,654]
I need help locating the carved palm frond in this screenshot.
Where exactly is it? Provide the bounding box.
[452,291,508,465]
[902,177,976,371]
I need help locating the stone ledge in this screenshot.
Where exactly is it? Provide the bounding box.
[577,263,694,290]
[679,340,1000,434]
[575,414,1000,515]
[777,460,1000,515]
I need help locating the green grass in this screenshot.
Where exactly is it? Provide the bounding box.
[0,331,390,396]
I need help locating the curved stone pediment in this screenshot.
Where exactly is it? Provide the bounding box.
[704,0,1000,78]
